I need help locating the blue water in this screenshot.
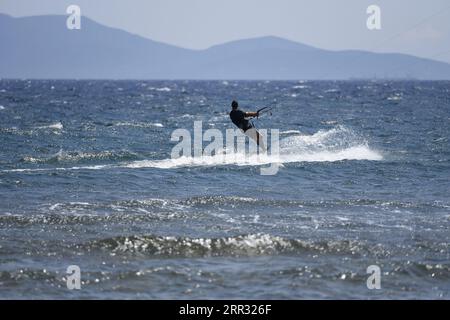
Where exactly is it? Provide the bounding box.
[0,80,449,299]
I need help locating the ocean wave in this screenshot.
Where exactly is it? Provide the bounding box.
[36,122,63,130]
[147,87,171,92]
[86,233,370,257]
[114,122,164,128]
[387,94,402,101]
[0,122,64,136]
[321,120,338,125]
[0,198,191,225]
[181,196,258,206]
[280,130,302,135]
[3,165,109,173]
[177,196,450,210]
[125,126,382,169]
[0,211,184,226]
[21,150,138,164]
[0,268,58,282]
[1,197,446,227]
[292,85,309,89]
[4,126,382,173]
[0,259,447,287]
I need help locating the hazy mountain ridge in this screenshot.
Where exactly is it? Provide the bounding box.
[1,13,450,79]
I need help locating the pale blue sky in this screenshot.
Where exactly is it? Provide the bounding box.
[2,0,450,63]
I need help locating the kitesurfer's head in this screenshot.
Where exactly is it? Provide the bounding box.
[231,100,238,110]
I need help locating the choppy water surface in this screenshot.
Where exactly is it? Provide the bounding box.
[0,80,449,299]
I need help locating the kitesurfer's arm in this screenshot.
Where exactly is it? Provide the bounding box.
[244,111,259,118]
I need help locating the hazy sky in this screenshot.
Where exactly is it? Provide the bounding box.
[2,0,450,63]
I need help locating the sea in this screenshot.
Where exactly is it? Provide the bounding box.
[0,79,449,299]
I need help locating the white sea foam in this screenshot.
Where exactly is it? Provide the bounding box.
[37,122,63,130]
[387,95,402,101]
[147,87,171,92]
[124,145,381,170]
[3,126,382,173]
[124,126,382,169]
[3,164,109,173]
[115,122,163,128]
[292,85,308,89]
[280,130,302,135]
[322,120,338,125]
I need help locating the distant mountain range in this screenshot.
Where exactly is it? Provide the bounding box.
[2,13,450,80]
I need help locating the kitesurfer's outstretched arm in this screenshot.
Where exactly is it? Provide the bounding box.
[244,111,259,118]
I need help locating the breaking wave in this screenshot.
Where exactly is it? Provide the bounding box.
[21,149,138,164]
[1,196,446,226]
[114,122,164,128]
[3,126,382,173]
[36,122,63,130]
[86,233,370,257]
[125,125,382,169]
